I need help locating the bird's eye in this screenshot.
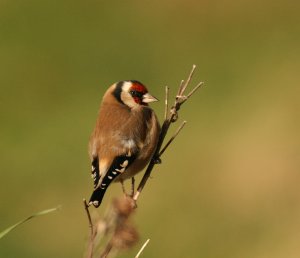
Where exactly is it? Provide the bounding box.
[130,90,143,98]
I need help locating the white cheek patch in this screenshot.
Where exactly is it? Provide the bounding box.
[122,81,132,91]
[120,81,139,107]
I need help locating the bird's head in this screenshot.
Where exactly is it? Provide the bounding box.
[111,80,158,108]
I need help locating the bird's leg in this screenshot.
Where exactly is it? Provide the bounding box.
[130,177,135,197]
[120,179,127,196]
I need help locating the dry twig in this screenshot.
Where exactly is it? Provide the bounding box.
[83,199,97,258]
[133,65,204,201]
[135,239,150,258]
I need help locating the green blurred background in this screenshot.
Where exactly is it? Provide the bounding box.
[1,0,300,257]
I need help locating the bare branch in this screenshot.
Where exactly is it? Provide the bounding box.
[99,243,113,258]
[133,189,141,202]
[83,199,96,258]
[159,121,187,157]
[133,65,203,202]
[83,200,93,235]
[179,64,196,96]
[135,239,150,258]
[186,81,204,99]
[164,86,169,120]
[176,79,185,98]
[178,81,204,107]
[131,177,135,198]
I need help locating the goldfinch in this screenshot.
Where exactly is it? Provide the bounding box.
[88,80,161,207]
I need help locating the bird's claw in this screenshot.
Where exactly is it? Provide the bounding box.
[153,157,162,164]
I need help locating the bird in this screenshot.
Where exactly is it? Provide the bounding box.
[88,80,161,207]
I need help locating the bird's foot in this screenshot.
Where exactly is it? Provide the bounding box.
[153,157,162,164]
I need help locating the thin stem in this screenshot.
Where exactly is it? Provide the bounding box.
[133,161,155,201]
[131,177,135,197]
[179,64,196,96]
[83,199,95,258]
[99,242,113,258]
[83,199,94,236]
[177,79,185,98]
[135,239,150,258]
[186,82,204,99]
[159,121,187,157]
[164,86,169,120]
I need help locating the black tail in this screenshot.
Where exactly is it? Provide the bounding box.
[89,154,136,208]
[89,187,108,208]
[89,165,120,207]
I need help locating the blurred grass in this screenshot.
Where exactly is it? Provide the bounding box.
[1,0,300,257]
[0,206,60,239]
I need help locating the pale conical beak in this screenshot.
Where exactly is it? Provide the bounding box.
[142,93,159,103]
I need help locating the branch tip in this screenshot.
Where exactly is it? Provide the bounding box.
[177,79,185,97]
[186,81,204,99]
[179,65,196,96]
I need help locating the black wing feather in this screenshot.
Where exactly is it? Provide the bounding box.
[91,157,100,189]
[89,154,136,208]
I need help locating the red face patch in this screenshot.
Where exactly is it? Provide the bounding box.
[129,81,148,105]
[131,82,148,94]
